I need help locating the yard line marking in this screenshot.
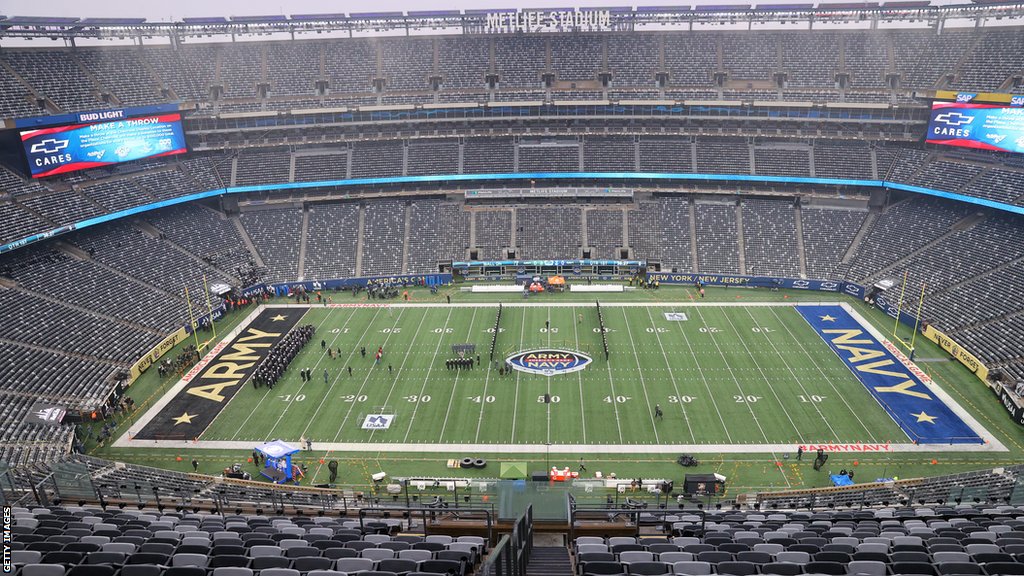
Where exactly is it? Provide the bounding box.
[371,307,433,442]
[330,308,410,442]
[620,307,661,443]
[740,306,840,441]
[510,306,527,443]
[671,307,732,443]
[300,307,383,441]
[546,306,551,443]
[644,306,695,443]
[770,307,880,440]
[717,308,803,438]
[401,308,453,442]
[601,307,625,443]
[571,305,587,444]
[438,307,479,441]
[474,326,496,443]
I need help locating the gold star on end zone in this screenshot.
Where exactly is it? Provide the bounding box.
[172,412,196,425]
[911,411,938,424]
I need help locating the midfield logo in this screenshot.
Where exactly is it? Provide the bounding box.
[507,349,592,376]
[29,138,69,154]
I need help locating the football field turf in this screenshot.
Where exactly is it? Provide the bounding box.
[197,302,914,448]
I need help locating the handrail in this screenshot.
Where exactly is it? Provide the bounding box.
[357,505,495,543]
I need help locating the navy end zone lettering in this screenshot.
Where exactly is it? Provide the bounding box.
[798,305,981,444]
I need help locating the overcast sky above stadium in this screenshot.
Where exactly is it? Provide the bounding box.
[15,0,965,20]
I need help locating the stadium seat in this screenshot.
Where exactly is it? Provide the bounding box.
[715,561,758,575]
[760,563,803,575]
[579,561,626,576]
[671,561,712,575]
[22,565,67,576]
[397,549,432,563]
[336,558,376,573]
[377,558,419,574]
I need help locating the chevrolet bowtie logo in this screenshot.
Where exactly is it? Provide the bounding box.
[29,138,70,154]
[934,112,974,126]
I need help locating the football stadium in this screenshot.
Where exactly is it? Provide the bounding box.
[4,2,1024,575]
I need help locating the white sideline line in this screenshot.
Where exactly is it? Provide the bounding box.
[117,439,1008,454]
[274,301,842,309]
[840,302,1006,453]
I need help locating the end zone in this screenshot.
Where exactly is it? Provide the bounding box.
[119,306,302,444]
[798,303,1002,450]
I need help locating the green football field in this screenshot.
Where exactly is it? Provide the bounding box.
[200,302,910,447]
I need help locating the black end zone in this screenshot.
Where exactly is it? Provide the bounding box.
[134,309,302,440]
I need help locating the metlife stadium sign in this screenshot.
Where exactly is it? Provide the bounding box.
[926,101,1024,155]
[485,9,611,32]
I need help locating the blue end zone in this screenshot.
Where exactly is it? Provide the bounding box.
[797,305,982,445]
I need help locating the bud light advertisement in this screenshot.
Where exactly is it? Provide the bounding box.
[926,102,1024,155]
[20,113,188,178]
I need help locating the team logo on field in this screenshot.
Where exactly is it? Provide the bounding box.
[507,349,592,376]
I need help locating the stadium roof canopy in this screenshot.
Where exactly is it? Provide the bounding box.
[1,1,1023,41]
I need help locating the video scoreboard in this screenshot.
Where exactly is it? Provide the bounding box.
[926,99,1024,155]
[19,111,187,178]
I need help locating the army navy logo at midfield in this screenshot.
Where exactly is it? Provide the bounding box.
[507,349,592,376]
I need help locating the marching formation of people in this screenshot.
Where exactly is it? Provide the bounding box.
[157,345,200,378]
[252,324,316,389]
[446,357,475,371]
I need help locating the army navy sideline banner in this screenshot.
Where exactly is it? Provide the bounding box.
[647,272,844,292]
[272,273,451,296]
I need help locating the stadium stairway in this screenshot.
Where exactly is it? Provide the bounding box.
[527,546,573,576]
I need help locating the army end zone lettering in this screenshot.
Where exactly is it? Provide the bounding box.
[135,309,301,440]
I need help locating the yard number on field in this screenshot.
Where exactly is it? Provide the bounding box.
[468,395,496,403]
[734,395,762,403]
[798,395,826,403]
[668,395,696,403]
